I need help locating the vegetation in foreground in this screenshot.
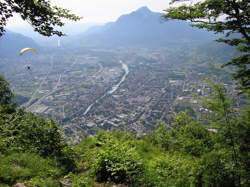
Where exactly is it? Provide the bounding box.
[1,75,250,187]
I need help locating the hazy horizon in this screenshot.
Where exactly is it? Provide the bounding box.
[7,0,170,29]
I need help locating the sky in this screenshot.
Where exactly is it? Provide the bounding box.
[7,0,171,28]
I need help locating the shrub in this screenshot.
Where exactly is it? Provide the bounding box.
[200,151,235,187]
[93,142,145,185]
[148,153,202,187]
[64,173,94,187]
[0,111,77,172]
[0,112,64,156]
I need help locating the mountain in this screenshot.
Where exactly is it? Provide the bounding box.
[7,22,99,47]
[0,30,40,57]
[72,7,217,47]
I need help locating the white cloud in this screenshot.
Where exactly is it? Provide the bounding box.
[7,0,170,27]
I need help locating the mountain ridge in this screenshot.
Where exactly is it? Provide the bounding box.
[0,30,40,57]
[69,6,217,47]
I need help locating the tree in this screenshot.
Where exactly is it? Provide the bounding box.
[164,0,250,92]
[202,84,250,186]
[0,75,16,113]
[0,76,75,172]
[0,0,81,37]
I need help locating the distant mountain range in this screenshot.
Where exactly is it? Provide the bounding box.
[7,22,99,47]
[0,6,226,54]
[0,30,40,57]
[69,7,217,47]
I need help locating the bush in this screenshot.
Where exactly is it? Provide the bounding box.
[64,173,94,187]
[93,141,145,185]
[200,151,235,187]
[148,153,202,187]
[0,111,77,172]
[0,111,64,156]
[152,116,214,156]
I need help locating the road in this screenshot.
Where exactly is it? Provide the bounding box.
[25,56,77,111]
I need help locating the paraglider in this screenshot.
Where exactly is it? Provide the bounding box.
[19,48,37,71]
[19,48,38,55]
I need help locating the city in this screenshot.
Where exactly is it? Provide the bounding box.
[1,47,237,140]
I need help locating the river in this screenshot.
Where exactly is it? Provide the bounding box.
[83,60,129,115]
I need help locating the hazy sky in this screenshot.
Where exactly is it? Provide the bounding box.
[7,0,171,28]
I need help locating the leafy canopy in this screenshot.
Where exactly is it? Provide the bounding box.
[0,75,16,113]
[0,0,81,37]
[164,0,250,92]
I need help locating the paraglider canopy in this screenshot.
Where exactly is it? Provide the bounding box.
[19,48,38,55]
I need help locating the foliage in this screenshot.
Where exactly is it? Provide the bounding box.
[92,136,145,185]
[148,154,201,187]
[164,0,250,92]
[27,177,59,187]
[0,77,55,154]
[153,115,214,156]
[0,0,81,37]
[0,76,76,185]
[0,153,63,185]
[64,173,94,187]
[200,150,235,187]
[1,75,250,186]
[0,75,16,114]
[202,84,250,186]
[0,110,77,171]
[1,0,249,186]
[1,111,65,154]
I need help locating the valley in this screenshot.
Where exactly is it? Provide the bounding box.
[0,2,249,186]
[0,6,241,139]
[0,46,236,140]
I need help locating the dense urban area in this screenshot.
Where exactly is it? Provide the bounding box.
[1,46,241,140]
